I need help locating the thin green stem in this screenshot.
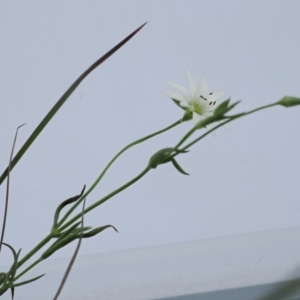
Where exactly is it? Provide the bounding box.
[177,102,278,153]
[17,234,52,269]
[58,119,181,227]
[174,123,199,149]
[14,258,43,282]
[60,167,150,232]
[244,102,278,115]
[182,119,232,151]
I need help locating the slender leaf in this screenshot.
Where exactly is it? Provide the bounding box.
[12,274,45,288]
[171,158,189,175]
[0,22,147,186]
[52,185,85,231]
[0,124,26,255]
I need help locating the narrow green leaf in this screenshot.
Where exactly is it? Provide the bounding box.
[82,225,118,238]
[52,185,86,230]
[0,22,147,186]
[171,98,185,110]
[41,235,78,260]
[12,274,45,288]
[171,158,189,175]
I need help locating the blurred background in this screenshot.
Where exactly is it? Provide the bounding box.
[0,0,299,265]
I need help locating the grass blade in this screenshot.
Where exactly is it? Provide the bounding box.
[0,22,147,186]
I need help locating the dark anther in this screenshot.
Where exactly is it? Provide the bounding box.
[213,101,216,105]
[209,92,213,95]
[209,101,212,105]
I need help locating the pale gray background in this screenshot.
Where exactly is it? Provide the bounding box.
[0,0,299,266]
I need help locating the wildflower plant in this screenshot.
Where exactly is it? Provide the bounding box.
[0,22,299,298]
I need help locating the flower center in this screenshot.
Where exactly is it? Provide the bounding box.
[191,100,204,115]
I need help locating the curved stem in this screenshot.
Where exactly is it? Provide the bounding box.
[60,167,150,232]
[58,119,181,227]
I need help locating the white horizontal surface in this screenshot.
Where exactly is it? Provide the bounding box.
[2,226,300,300]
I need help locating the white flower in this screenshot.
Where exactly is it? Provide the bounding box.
[164,70,225,127]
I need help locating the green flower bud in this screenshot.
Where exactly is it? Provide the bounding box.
[278,96,300,107]
[148,148,175,169]
[214,99,240,117]
[213,99,230,116]
[148,148,188,169]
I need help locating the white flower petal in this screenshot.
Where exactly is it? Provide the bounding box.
[167,81,189,96]
[186,70,197,96]
[192,111,203,125]
[206,123,216,136]
[163,91,187,102]
[199,99,211,112]
[199,76,208,96]
[207,90,225,102]
[180,101,192,109]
